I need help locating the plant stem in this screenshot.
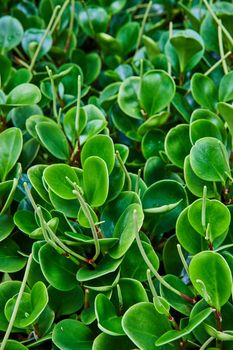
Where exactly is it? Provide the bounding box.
[23,182,37,211]
[199,337,214,350]
[72,184,100,262]
[29,5,61,72]
[135,168,142,195]
[134,210,196,303]
[0,178,18,214]
[204,51,231,76]
[218,20,228,75]
[202,185,207,231]
[0,254,33,350]
[177,244,189,274]
[202,0,233,47]
[75,75,81,138]
[46,66,58,121]
[135,1,152,53]
[117,284,124,313]
[65,0,75,52]
[50,0,70,35]
[116,151,132,191]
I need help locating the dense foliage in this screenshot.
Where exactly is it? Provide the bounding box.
[0,0,233,349]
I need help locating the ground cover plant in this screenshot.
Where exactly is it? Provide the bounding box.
[0,0,233,349]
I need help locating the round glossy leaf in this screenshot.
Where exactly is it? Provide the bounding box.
[139,70,175,116]
[0,16,23,52]
[121,241,159,281]
[48,285,84,317]
[0,281,30,332]
[81,135,115,174]
[83,156,109,207]
[79,5,108,37]
[190,119,223,144]
[176,206,208,254]
[219,71,233,102]
[188,198,231,240]
[0,54,11,86]
[63,106,87,144]
[28,164,50,203]
[80,104,107,145]
[162,235,183,275]
[5,281,48,328]
[36,122,70,160]
[49,189,79,218]
[6,83,41,106]
[165,124,192,168]
[189,251,232,309]
[191,73,218,111]
[99,0,126,14]
[53,319,94,350]
[43,164,79,200]
[116,21,139,55]
[218,102,233,143]
[0,238,26,273]
[190,137,230,183]
[184,155,216,198]
[109,203,144,259]
[0,214,14,241]
[95,294,124,336]
[0,127,23,181]
[14,210,37,235]
[4,340,28,350]
[170,29,204,73]
[72,50,101,85]
[117,76,141,119]
[39,243,78,291]
[142,180,188,235]
[22,28,52,59]
[160,275,195,316]
[122,302,172,350]
[93,333,134,350]
[142,129,165,159]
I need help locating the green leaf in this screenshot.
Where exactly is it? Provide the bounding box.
[0,214,14,241]
[218,102,233,142]
[170,29,204,73]
[93,333,134,350]
[122,302,172,350]
[118,76,141,119]
[53,319,94,350]
[39,244,78,291]
[139,70,175,116]
[156,307,213,346]
[0,127,23,181]
[109,203,144,259]
[189,251,232,309]
[81,135,115,174]
[76,255,123,282]
[4,340,28,350]
[165,124,192,168]
[0,16,23,52]
[6,83,41,106]
[190,137,230,183]
[28,164,50,203]
[79,5,108,37]
[43,164,79,200]
[190,119,223,144]
[116,22,139,55]
[188,198,231,240]
[95,294,124,336]
[5,281,48,328]
[191,73,218,111]
[0,238,26,273]
[83,156,109,207]
[36,122,70,160]
[22,28,52,60]
[219,71,233,102]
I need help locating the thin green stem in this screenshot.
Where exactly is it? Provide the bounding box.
[0,178,18,214]
[134,210,196,303]
[116,151,132,191]
[75,75,81,138]
[177,244,189,274]
[199,337,215,350]
[135,1,152,53]
[29,5,61,71]
[202,185,207,231]
[117,284,124,312]
[50,0,70,35]
[204,51,231,76]
[65,0,75,52]
[202,0,233,46]
[23,182,37,211]
[0,254,33,350]
[147,269,158,299]
[218,20,228,75]
[46,66,58,120]
[135,168,142,195]
[72,184,100,262]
